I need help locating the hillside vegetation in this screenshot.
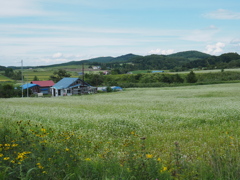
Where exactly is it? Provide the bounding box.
[0,83,240,179]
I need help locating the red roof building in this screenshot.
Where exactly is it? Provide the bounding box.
[30,80,55,94]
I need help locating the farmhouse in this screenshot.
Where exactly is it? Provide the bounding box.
[51,77,97,97]
[31,80,55,94]
[21,83,40,94]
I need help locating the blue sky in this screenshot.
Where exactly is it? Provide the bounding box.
[0,0,240,66]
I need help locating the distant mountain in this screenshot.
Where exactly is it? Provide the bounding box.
[87,54,140,63]
[6,51,240,71]
[168,50,211,60]
[110,54,140,63]
[35,54,139,68]
[86,56,114,63]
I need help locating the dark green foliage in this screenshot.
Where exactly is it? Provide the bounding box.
[110,68,121,75]
[4,68,22,80]
[49,69,71,82]
[0,65,6,71]
[173,74,184,83]
[186,71,198,83]
[33,75,39,81]
[0,84,22,98]
[106,86,113,92]
[184,53,240,69]
[84,73,104,86]
[4,68,14,77]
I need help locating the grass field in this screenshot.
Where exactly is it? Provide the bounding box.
[0,75,14,82]
[1,84,240,179]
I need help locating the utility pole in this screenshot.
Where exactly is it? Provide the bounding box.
[21,60,24,98]
[82,63,84,82]
[27,74,29,97]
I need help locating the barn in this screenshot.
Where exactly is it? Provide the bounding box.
[51,77,97,97]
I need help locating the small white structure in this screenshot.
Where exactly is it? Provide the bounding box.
[92,66,101,70]
[97,86,123,92]
[37,93,43,97]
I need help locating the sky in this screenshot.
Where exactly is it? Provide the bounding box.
[0,0,240,66]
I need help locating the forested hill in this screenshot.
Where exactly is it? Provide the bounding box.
[129,55,189,70]
[168,50,211,60]
[183,52,240,69]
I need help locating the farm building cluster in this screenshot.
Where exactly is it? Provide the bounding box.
[21,78,98,97]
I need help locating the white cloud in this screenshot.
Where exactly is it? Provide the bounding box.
[0,0,51,17]
[204,9,240,20]
[148,49,174,55]
[205,42,225,55]
[52,52,63,58]
[182,26,219,42]
[231,38,240,46]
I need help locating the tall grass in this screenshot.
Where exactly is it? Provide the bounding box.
[0,83,240,179]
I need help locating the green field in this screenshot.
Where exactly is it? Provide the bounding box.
[0,75,14,82]
[1,84,240,179]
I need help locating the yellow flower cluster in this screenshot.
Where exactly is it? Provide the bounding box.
[160,167,167,173]
[16,151,31,161]
[36,163,44,169]
[146,154,153,158]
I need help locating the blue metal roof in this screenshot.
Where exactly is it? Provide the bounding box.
[21,83,39,90]
[52,78,79,89]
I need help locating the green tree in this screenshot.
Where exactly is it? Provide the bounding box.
[84,73,104,86]
[111,69,120,75]
[49,69,71,82]
[4,68,14,77]
[33,75,39,81]
[0,84,14,98]
[173,74,184,83]
[186,71,197,83]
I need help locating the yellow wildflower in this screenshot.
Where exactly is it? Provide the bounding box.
[157,158,161,162]
[65,148,70,152]
[42,171,47,174]
[12,144,18,147]
[0,153,3,157]
[4,157,10,160]
[37,163,44,169]
[146,154,153,158]
[85,158,91,161]
[160,167,167,172]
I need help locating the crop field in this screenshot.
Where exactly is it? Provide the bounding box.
[22,70,54,81]
[1,83,240,179]
[0,75,14,82]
